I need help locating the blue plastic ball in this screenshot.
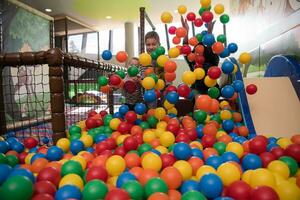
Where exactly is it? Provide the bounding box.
[70,140,84,155]
[267,143,279,152]
[143,90,156,102]
[113,112,122,118]
[31,153,46,163]
[180,180,200,194]
[196,125,204,138]
[166,92,179,104]
[0,164,12,184]
[206,156,224,169]
[134,103,147,115]
[242,153,262,170]
[29,147,38,153]
[201,30,208,36]
[228,43,238,53]
[173,142,192,160]
[119,105,129,116]
[199,173,223,199]
[135,119,143,125]
[10,142,24,153]
[46,146,64,161]
[42,137,50,144]
[102,50,112,60]
[116,172,137,188]
[214,197,234,200]
[187,90,195,100]
[191,148,203,159]
[150,149,161,156]
[9,168,35,183]
[221,61,234,74]
[95,134,108,144]
[221,85,235,99]
[222,120,235,132]
[55,185,82,200]
[0,141,10,153]
[232,80,244,92]
[6,137,18,145]
[202,34,215,46]
[219,48,230,58]
[221,151,240,163]
[268,137,277,144]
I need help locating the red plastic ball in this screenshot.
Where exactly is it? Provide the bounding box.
[201,11,214,23]
[168,26,177,34]
[186,12,196,21]
[284,143,300,162]
[105,188,130,200]
[207,66,222,79]
[109,74,122,86]
[201,134,217,148]
[125,111,137,123]
[123,136,138,151]
[24,137,38,149]
[117,122,129,134]
[259,152,276,168]
[175,133,191,143]
[165,85,177,94]
[155,90,161,99]
[106,138,117,150]
[19,151,28,164]
[185,128,197,141]
[100,110,108,117]
[246,84,257,95]
[161,153,176,168]
[166,124,179,135]
[251,186,279,200]
[95,142,109,154]
[31,194,54,200]
[180,45,192,55]
[194,18,203,27]
[86,166,108,182]
[226,180,252,200]
[34,180,56,196]
[88,110,98,118]
[37,167,61,187]
[114,146,127,157]
[270,147,285,159]
[116,51,128,63]
[249,136,268,155]
[195,55,205,65]
[177,84,191,98]
[85,117,98,129]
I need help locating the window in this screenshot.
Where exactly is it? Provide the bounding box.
[112,28,125,54]
[86,32,98,54]
[68,34,83,53]
[99,30,110,54]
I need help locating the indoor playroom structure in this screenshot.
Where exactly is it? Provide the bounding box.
[0,0,300,200]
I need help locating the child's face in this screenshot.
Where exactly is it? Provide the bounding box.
[146,38,159,54]
[129,59,139,66]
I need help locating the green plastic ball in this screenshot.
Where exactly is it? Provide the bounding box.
[0,175,33,200]
[147,116,159,128]
[151,51,159,60]
[98,76,108,86]
[138,143,152,156]
[69,125,82,135]
[193,110,207,124]
[217,34,227,43]
[155,46,165,56]
[139,121,150,130]
[181,190,207,200]
[122,180,144,200]
[70,133,81,141]
[148,73,158,83]
[220,14,230,24]
[213,142,227,155]
[208,87,220,99]
[144,178,168,197]
[116,70,126,79]
[0,153,7,164]
[82,180,108,200]
[196,33,203,42]
[128,66,139,77]
[61,160,83,176]
[279,156,298,176]
[6,154,19,167]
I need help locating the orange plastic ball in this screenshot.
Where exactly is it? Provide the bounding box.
[175,27,187,38]
[164,61,177,73]
[188,157,204,175]
[116,51,128,63]
[164,72,176,82]
[168,189,181,200]
[124,153,141,168]
[148,193,170,200]
[138,169,159,186]
[212,42,225,54]
[160,166,183,189]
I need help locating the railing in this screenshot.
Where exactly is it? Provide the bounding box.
[0,48,123,143]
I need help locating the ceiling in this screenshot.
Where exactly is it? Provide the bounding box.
[20,0,228,31]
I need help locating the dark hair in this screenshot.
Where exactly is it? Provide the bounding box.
[203,45,219,66]
[145,31,160,44]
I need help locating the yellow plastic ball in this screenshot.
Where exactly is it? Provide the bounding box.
[217,162,241,186]
[116,134,130,145]
[276,180,300,200]
[196,165,217,181]
[71,155,87,170]
[204,76,217,87]
[194,68,205,80]
[155,107,166,120]
[80,134,93,148]
[200,0,211,8]
[106,155,126,176]
[155,145,168,154]
[277,137,292,149]
[157,121,167,130]
[173,160,193,180]
[141,152,162,171]
[182,71,196,85]
[25,153,34,164]
[59,174,84,191]
[77,120,86,129]
[109,118,121,130]
[168,47,180,58]
[190,141,203,150]
[177,5,187,14]
[226,142,244,158]
[220,110,232,120]
[163,100,174,109]
[142,77,156,90]
[139,53,152,66]
[233,64,238,73]
[161,11,173,23]
[242,170,253,184]
[154,79,165,90]
[249,168,276,189]
[157,55,169,67]
[159,131,175,147]
[216,131,227,139]
[143,130,156,143]
[107,176,118,186]
[239,52,252,64]
[214,4,224,14]
[220,100,229,109]
[155,128,164,137]
[56,138,71,152]
[267,160,290,179]
[167,107,177,115]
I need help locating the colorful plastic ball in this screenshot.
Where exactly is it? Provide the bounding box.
[212,42,225,54]
[86,166,108,182]
[31,193,54,200]
[242,153,262,170]
[34,180,56,196]
[101,50,112,60]
[55,185,81,200]
[193,110,207,123]
[121,180,144,200]
[207,66,221,80]
[37,167,61,186]
[175,27,187,38]
[221,85,235,99]
[59,173,84,191]
[217,162,241,186]
[199,173,223,198]
[116,51,128,63]
[106,155,126,176]
[116,172,137,188]
[61,160,83,176]
[168,47,180,58]
[10,141,24,153]
[105,188,130,200]
[133,104,146,115]
[186,12,196,21]
[214,3,224,14]
[239,52,252,64]
[56,138,70,152]
[245,84,257,95]
[180,180,200,194]
[70,140,84,155]
[0,164,12,184]
[206,155,224,169]
[251,186,279,200]
[109,74,122,86]
[182,71,196,85]
[161,11,173,23]
[98,76,108,86]
[0,141,9,153]
[82,180,108,200]
[145,177,168,197]
[226,142,244,158]
[220,48,230,58]
[177,5,187,14]
[160,166,182,189]
[173,160,193,180]
[173,142,192,160]
[0,175,33,200]
[194,18,203,27]
[181,190,206,200]
[202,34,215,46]
[220,14,230,24]
[279,156,298,176]
[6,154,19,167]
[168,26,177,34]
[232,80,244,92]
[227,180,252,200]
[228,43,238,53]
[144,90,156,102]
[221,61,234,74]
[267,160,290,179]
[127,65,139,77]
[142,152,162,171]
[24,137,38,149]
[166,92,179,104]
[222,120,235,132]
[177,84,191,98]
[249,136,268,154]
[9,168,35,183]
[276,180,300,200]
[250,168,276,189]
[201,11,214,23]
[142,77,155,90]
